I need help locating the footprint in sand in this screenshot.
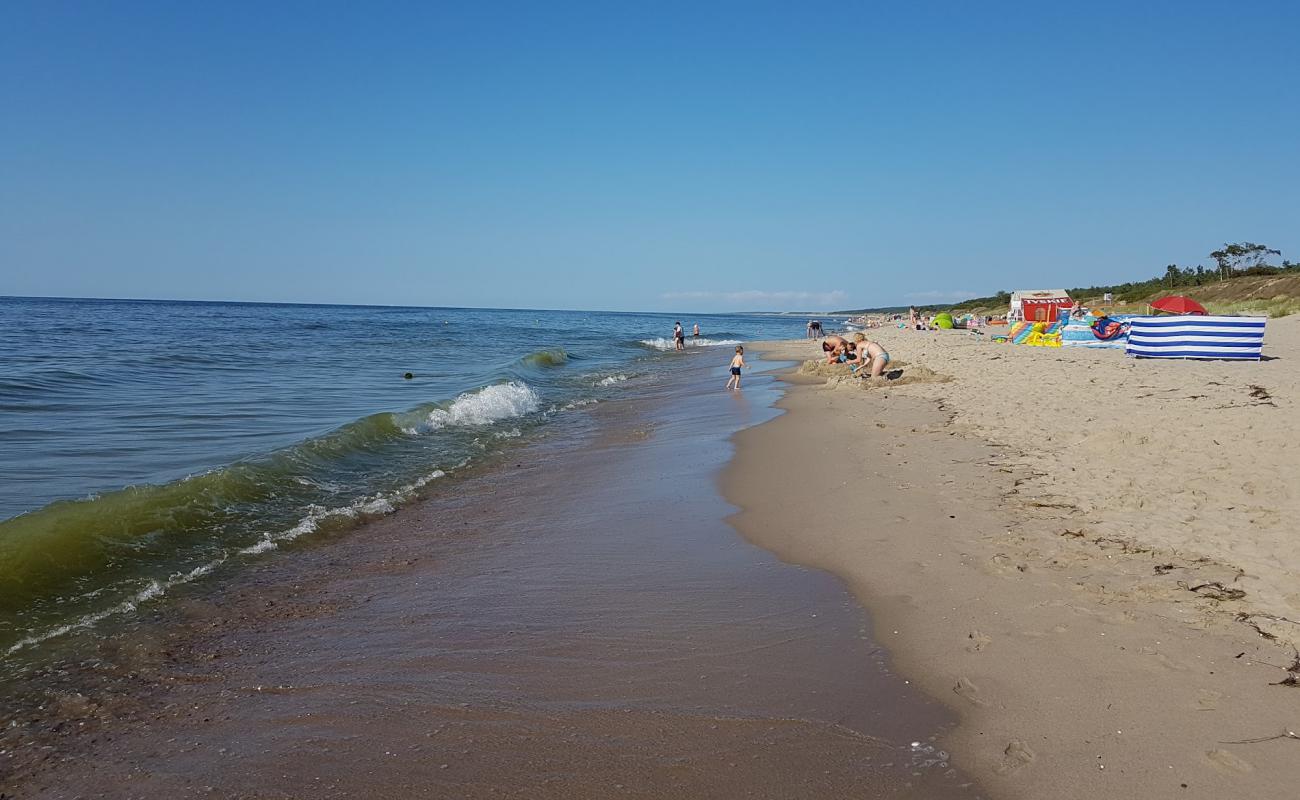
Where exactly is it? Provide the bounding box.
[1196,689,1222,710]
[994,739,1036,775]
[1205,749,1254,774]
[953,676,990,706]
[966,630,992,653]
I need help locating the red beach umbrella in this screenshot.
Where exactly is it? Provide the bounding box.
[1149,295,1207,316]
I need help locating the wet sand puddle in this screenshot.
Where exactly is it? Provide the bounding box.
[7,356,982,798]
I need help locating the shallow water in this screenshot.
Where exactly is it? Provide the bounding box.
[0,297,818,664]
[6,351,980,798]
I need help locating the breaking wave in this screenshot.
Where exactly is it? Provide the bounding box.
[0,382,544,658]
[638,337,742,351]
[401,381,540,434]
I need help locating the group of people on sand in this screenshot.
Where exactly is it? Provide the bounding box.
[720,328,890,393]
[673,321,701,351]
[821,333,890,377]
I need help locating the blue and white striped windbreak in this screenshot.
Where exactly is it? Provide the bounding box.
[1126,316,1266,360]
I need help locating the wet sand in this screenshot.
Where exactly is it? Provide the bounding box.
[727,336,1300,799]
[3,356,981,798]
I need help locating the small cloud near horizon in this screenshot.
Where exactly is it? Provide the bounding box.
[660,289,848,309]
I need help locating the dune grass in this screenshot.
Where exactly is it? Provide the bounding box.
[1202,296,1300,318]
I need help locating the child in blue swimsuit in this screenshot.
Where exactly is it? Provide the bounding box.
[726,346,746,390]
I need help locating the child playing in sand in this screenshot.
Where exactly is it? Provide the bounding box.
[850,333,890,378]
[726,346,746,390]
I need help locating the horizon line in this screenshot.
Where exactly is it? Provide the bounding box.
[0,294,862,317]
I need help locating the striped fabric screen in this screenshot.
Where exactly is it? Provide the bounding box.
[1126,316,1266,360]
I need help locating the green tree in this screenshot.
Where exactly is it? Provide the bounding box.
[1209,242,1282,279]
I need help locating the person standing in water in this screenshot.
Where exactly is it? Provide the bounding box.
[726,345,746,390]
[693,323,700,339]
[674,321,686,351]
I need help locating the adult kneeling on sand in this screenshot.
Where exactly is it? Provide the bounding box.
[820,335,849,364]
[850,333,890,378]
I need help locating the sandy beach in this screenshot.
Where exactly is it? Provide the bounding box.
[726,318,1300,798]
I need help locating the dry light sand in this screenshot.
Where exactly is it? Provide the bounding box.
[725,317,1300,800]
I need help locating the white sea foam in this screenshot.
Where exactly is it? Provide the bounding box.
[402,382,540,434]
[6,469,450,654]
[240,469,447,556]
[596,374,629,386]
[5,559,227,656]
[639,337,741,351]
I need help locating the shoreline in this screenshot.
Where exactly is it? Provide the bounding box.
[2,352,979,798]
[724,332,1300,798]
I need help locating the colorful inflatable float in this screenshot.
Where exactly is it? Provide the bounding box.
[994,319,1064,346]
[1061,314,1135,349]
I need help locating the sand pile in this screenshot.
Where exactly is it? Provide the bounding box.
[798,359,951,389]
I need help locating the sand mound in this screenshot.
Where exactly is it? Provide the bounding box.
[826,364,953,390]
[798,360,951,390]
[799,359,911,378]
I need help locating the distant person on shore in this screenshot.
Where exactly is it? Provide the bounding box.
[693,323,700,339]
[726,345,746,390]
[674,321,685,351]
[908,306,918,328]
[850,333,890,378]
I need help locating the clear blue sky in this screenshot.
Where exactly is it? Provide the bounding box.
[2,1,1297,311]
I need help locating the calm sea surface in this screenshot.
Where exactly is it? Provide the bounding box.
[0,297,818,663]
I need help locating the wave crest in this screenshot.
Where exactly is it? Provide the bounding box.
[518,348,569,369]
[638,337,741,351]
[414,382,540,432]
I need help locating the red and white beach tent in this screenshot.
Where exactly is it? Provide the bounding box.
[1010,290,1072,323]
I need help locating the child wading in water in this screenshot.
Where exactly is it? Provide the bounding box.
[726,345,746,390]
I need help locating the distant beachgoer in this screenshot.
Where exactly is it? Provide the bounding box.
[851,333,891,378]
[726,345,746,390]
[807,320,815,338]
[674,321,685,351]
[693,323,700,338]
[908,306,918,329]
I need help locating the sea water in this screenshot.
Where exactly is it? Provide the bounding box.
[0,297,818,665]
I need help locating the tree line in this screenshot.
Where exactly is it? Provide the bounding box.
[940,242,1295,313]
